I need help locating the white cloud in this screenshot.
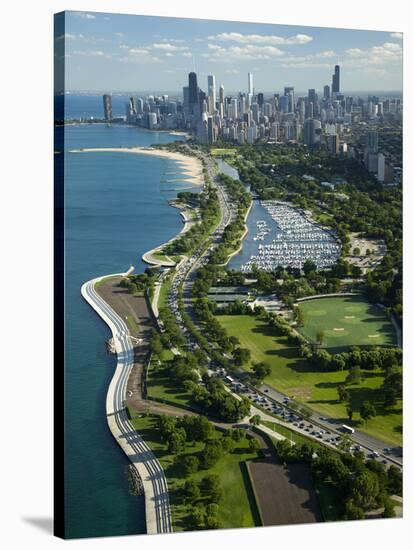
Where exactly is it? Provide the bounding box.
[165,52,174,57]
[225,69,239,74]
[73,12,95,19]
[114,32,124,38]
[182,52,192,58]
[315,50,336,58]
[121,48,162,64]
[280,61,331,69]
[204,43,285,62]
[120,55,161,64]
[390,32,403,40]
[207,32,312,46]
[344,41,402,68]
[129,48,151,56]
[280,50,337,66]
[152,43,188,52]
[73,50,108,57]
[161,38,186,43]
[346,48,363,57]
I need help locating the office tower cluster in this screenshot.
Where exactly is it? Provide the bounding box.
[184,64,351,150]
[102,62,402,183]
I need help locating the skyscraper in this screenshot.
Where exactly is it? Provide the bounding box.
[367,130,379,153]
[103,94,112,121]
[284,87,294,113]
[207,74,216,112]
[308,89,317,104]
[323,85,330,100]
[248,72,254,95]
[188,72,198,106]
[332,65,340,94]
[219,84,225,104]
[303,118,321,147]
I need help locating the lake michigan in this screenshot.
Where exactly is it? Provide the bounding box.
[62,109,191,538]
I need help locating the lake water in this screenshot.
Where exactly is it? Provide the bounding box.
[62,122,191,538]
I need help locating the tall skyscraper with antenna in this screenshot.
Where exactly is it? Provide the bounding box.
[332,65,340,94]
[188,72,199,106]
[248,72,254,95]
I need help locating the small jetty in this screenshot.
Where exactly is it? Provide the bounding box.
[106,338,116,354]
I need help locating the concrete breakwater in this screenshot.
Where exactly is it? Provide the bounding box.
[81,271,172,534]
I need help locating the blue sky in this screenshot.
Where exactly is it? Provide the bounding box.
[59,11,403,93]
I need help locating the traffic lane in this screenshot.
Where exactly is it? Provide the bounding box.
[254,382,402,466]
[234,385,398,467]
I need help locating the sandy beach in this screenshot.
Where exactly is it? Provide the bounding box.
[71,146,204,186]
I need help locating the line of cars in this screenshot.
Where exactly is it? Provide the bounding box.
[217,371,393,466]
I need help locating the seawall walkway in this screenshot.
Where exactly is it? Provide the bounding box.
[81,271,172,535]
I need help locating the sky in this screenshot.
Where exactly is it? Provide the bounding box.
[58,10,403,93]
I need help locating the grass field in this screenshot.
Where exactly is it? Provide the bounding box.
[210,148,237,157]
[128,410,261,531]
[157,275,173,311]
[298,296,397,351]
[147,357,195,411]
[217,314,402,446]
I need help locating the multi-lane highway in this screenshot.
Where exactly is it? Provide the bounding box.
[81,275,172,535]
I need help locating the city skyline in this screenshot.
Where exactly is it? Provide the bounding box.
[60,11,403,92]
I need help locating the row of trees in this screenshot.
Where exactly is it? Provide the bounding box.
[301,345,402,373]
[165,163,221,256]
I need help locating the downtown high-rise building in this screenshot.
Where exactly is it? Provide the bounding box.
[332,65,340,94]
[103,94,113,121]
[207,74,216,113]
[188,72,199,106]
[284,87,295,113]
[248,72,254,95]
[367,130,379,153]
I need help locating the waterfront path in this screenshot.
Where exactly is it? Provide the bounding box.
[81,273,172,535]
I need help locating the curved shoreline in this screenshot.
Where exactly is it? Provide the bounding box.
[72,146,204,268]
[142,202,196,267]
[221,200,253,267]
[70,146,204,188]
[81,270,172,535]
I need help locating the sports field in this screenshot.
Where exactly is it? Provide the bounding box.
[216,314,402,446]
[298,295,397,350]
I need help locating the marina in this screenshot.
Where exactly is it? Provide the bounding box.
[232,200,341,273]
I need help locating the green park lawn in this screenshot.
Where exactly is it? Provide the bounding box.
[217,314,402,446]
[128,410,261,531]
[298,296,397,351]
[210,148,237,157]
[157,275,173,311]
[147,355,196,412]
